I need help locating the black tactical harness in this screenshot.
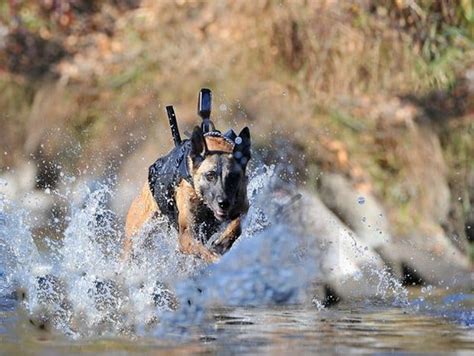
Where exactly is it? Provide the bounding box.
[149,88,238,229]
[148,131,236,228]
[148,139,193,227]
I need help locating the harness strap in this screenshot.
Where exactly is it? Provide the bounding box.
[147,132,236,227]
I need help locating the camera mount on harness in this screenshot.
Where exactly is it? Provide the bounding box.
[166,87,240,142]
[197,88,216,134]
[166,88,220,148]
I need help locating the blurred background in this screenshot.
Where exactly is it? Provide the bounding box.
[0,1,473,279]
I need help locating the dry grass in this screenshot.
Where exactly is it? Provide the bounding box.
[0,0,472,242]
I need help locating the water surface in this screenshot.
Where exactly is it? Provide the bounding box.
[1,294,473,354]
[1,168,472,353]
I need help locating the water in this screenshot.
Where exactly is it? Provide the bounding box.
[1,300,473,353]
[0,165,473,353]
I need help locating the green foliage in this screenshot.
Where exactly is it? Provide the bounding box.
[373,0,473,60]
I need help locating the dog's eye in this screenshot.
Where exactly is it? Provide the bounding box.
[205,171,217,181]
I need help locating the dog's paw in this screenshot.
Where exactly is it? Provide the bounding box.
[205,250,220,263]
[197,248,220,263]
[211,237,235,256]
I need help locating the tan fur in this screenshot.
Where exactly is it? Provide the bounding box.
[175,180,219,262]
[123,183,158,258]
[124,135,246,263]
[191,153,231,196]
[204,136,233,152]
[123,180,222,262]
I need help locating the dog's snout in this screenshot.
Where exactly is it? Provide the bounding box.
[217,197,230,210]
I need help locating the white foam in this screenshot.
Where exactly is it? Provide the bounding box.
[0,166,407,338]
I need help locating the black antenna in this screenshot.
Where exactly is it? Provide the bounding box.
[198,88,215,133]
[166,105,182,147]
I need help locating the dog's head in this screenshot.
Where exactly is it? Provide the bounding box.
[189,126,251,221]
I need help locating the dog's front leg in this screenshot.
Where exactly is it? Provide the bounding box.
[123,183,158,261]
[211,218,242,255]
[178,228,219,263]
[176,184,219,263]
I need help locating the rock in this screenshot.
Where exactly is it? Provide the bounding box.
[252,176,389,300]
[290,188,393,300]
[0,161,54,230]
[0,161,37,198]
[318,172,471,286]
[318,172,403,277]
[319,173,392,249]
[396,225,472,287]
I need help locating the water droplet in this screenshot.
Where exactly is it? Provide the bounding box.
[361,216,366,223]
[219,104,227,112]
[235,137,242,145]
[357,196,365,205]
[44,188,51,195]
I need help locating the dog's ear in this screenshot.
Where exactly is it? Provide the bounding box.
[190,126,207,164]
[233,127,251,170]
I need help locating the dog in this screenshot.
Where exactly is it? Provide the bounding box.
[124,125,251,262]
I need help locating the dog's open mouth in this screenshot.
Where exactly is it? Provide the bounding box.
[203,201,227,221]
[213,209,227,221]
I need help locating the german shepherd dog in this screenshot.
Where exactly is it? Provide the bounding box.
[124,125,251,262]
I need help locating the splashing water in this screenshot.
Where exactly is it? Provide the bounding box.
[0,165,409,339]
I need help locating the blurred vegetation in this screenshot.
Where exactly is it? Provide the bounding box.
[0,0,473,256]
[379,0,473,59]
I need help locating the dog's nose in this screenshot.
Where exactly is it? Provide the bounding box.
[217,198,230,210]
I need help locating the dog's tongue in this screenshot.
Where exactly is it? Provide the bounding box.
[214,210,227,221]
